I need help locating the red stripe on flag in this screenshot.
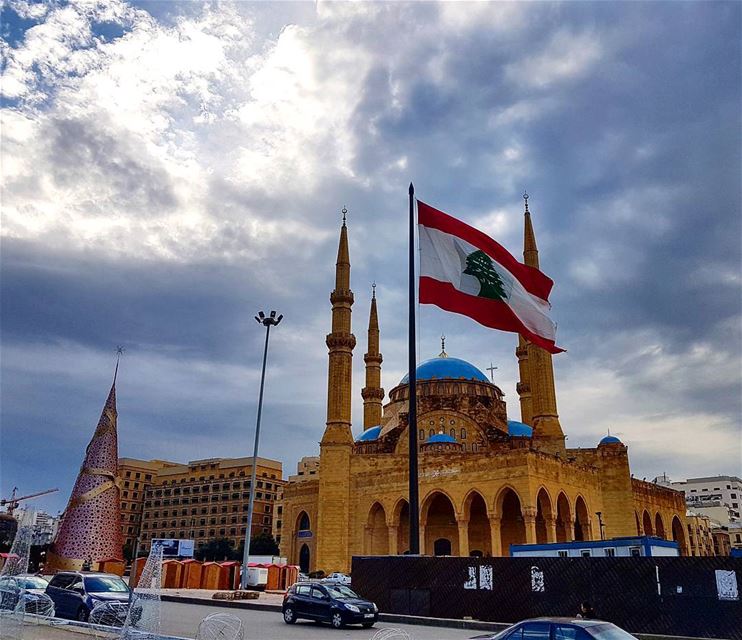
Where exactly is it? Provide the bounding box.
[420,277,565,354]
[417,200,554,302]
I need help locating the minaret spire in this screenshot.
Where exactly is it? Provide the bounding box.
[316,208,356,572]
[362,283,384,428]
[516,193,564,453]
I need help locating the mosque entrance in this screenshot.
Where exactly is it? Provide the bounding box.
[433,538,451,556]
[422,492,459,555]
[465,491,491,556]
[299,543,310,573]
[499,488,526,551]
[366,502,389,555]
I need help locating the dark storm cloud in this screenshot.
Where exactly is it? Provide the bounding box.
[1,1,740,513]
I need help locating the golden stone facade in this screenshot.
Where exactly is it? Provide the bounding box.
[280,204,689,574]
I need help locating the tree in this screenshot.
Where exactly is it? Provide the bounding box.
[236,532,280,557]
[463,250,509,301]
[195,537,238,562]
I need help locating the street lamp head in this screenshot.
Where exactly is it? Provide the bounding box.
[275,314,283,325]
[256,310,283,327]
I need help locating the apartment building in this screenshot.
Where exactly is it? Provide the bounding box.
[137,456,284,555]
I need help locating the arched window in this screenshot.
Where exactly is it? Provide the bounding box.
[461,428,467,439]
[429,429,435,438]
[471,443,478,452]
[450,428,456,438]
[419,429,425,440]
[298,512,310,531]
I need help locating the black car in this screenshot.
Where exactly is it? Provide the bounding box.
[282,581,378,629]
[474,617,638,639]
[45,571,130,622]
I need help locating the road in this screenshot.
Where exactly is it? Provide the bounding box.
[159,601,482,640]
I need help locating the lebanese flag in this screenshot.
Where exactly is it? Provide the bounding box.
[418,200,564,354]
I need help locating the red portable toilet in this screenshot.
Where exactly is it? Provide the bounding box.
[281,565,299,590]
[181,559,203,589]
[219,561,241,590]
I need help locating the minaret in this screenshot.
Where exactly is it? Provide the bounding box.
[48,359,124,571]
[518,193,565,453]
[316,208,356,573]
[361,284,384,428]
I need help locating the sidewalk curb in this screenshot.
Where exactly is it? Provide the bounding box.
[160,595,727,640]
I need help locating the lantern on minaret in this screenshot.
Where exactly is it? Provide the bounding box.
[47,353,124,571]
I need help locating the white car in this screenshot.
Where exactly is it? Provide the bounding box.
[323,572,352,585]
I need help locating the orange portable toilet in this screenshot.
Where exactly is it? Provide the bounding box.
[180,559,203,589]
[219,561,241,590]
[266,564,282,591]
[281,565,299,590]
[201,562,228,590]
[131,557,147,588]
[96,558,125,576]
[162,560,183,588]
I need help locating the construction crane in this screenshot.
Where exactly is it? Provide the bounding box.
[1,487,59,517]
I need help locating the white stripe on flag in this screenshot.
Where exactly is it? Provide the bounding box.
[420,225,557,341]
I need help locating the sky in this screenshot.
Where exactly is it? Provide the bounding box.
[1,0,740,517]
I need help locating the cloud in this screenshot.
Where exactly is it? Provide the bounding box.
[1,0,740,514]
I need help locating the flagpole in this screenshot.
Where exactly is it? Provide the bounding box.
[408,182,420,554]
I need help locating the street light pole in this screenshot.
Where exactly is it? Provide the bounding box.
[240,310,282,590]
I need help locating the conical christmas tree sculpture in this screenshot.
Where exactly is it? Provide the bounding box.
[47,359,123,571]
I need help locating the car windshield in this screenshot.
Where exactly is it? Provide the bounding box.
[21,577,48,590]
[589,624,638,640]
[84,577,129,593]
[325,585,360,600]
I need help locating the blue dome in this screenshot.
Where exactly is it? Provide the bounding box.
[357,425,382,442]
[426,432,458,444]
[400,357,489,385]
[507,420,533,438]
[599,435,622,445]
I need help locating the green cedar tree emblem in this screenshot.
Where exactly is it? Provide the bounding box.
[463,250,509,301]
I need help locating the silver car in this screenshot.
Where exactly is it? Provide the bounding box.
[473,617,638,639]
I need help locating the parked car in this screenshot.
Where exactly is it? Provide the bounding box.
[0,575,50,612]
[282,581,378,629]
[322,572,352,585]
[473,618,638,639]
[45,571,130,622]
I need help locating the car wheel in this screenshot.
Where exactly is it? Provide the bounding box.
[331,611,344,629]
[362,622,375,629]
[283,607,296,624]
[76,606,89,622]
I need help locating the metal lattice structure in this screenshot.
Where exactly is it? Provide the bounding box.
[0,526,33,577]
[14,591,55,618]
[47,379,123,572]
[120,542,163,640]
[90,599,130,638]
[371,629,413,640]
[196,613,245,640]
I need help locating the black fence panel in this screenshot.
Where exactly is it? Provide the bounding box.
[351,555,742,639]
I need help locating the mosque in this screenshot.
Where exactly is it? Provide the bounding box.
[279,200,689,573]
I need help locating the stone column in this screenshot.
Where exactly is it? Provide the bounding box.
[363,525,372,554]
[388,526,398,555]
[419,525,426,555]
[565,519,574,542]
[489,517,502,557]
[546,517,558,543]
[524,508,538,544]
[457,519,469,557]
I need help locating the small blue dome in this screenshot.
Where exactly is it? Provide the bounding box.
[400,357,489,385]
[599,435,622,445]
[507,420,533,438]
[357,425,382,442]
[426,432,458,444]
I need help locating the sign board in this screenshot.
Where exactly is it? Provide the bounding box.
[151,538,195,558]
[298,530,313,539]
